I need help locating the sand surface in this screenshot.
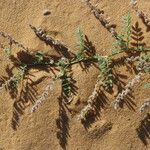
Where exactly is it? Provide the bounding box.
[0,0,150,150]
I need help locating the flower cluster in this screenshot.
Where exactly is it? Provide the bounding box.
[125,56,150,73]
[125,56,140,63]
[139,98,150,113]
[77,80,102,121]
[82,0,117,36]
[31,79,54,113]
[136,58,150,72]
[113,72,143,110]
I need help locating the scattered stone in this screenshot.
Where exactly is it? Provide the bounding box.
[43,9,51,16]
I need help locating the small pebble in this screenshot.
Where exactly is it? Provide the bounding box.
[43,9,51,16]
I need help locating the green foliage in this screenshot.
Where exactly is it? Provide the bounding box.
[122,12,132,49]
[94,54,113,90]
[4,48,11,56]
[75,28,86,60]
[144,54,150,61]
[56,58,72,97]
[34,51,45,64]
[0,14,149,114]
[137,46,147,52]
[57,57,69,68]
[9,64,27,88]
[61,70,72,98]
[112,13,132,54]
[144,83,150,88]
[112,34,126,54]
[137,47,150,53]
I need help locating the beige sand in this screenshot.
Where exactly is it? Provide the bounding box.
[0,0,150,150]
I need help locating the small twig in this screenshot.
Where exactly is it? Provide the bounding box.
[0,32,28,50]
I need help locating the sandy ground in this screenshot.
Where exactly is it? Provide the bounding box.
[0,0,150,150]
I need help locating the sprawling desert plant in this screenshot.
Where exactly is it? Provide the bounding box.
[0,0,149,130]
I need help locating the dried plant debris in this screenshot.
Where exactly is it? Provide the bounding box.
[31,79,54,112]
[82,0,117,36]
[136,56,150,73]
[139,98,150,113]
[30,25,67,49]
[125,56,140,63]
[77,80,102,121]
[131,0,150,28]
[137,11,150,26]
[113,72,143,110]
[125,55,150,73]
[29,24,74,58]
[0,32,28,50]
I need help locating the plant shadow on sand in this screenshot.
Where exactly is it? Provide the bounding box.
[131,22,146,49]
[138,14,150,32]
[79,35,97,72]
[11,77,37,130]
[136,113,150,146]
[56,74,78,149]
[56,96,70,150]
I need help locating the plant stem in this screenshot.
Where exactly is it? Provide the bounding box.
[17,48,150,69]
